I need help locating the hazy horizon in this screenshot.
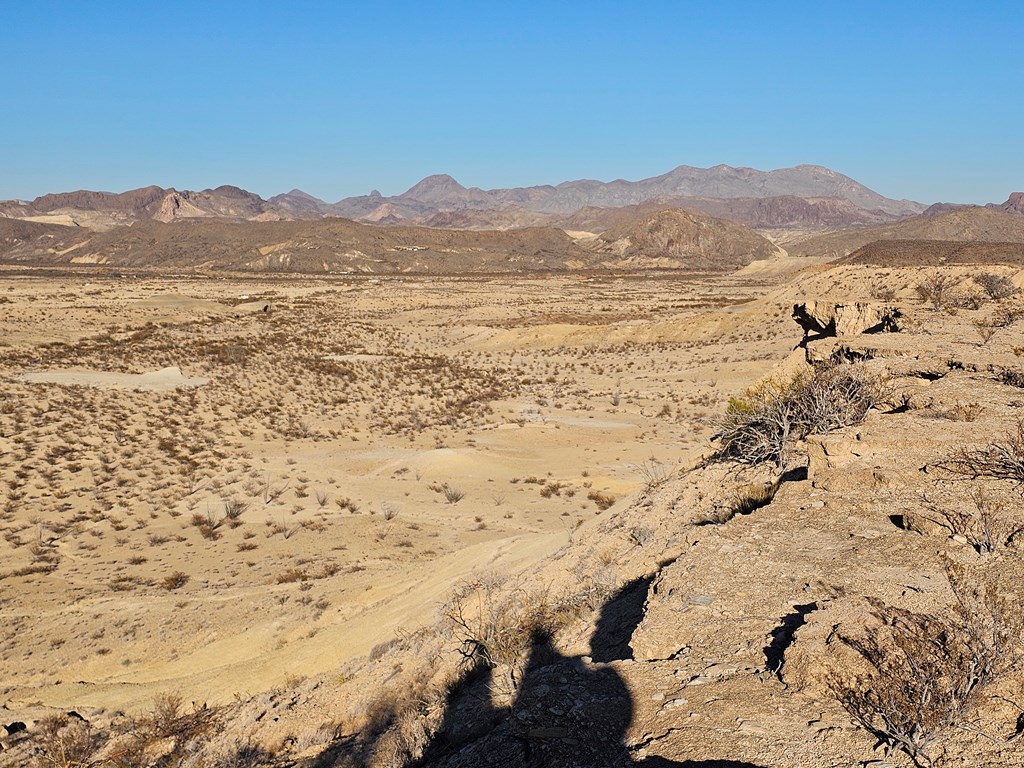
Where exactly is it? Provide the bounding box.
[3,1,1020,205]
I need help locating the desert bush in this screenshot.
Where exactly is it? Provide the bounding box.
[974,317,999,344]
[441,484,464,504]
[161,571,189,590]
[441,576,575,688]
[713,362,886,469]
[587,490,616,510]
[975,272,1019,300]
[919,488,1023,554]
[915,273,958,309]
[942,401,985,422]
[700,480,780,525]
[997,368,1024,388]
[831,563,1024,767]
[223,497,249,520]
[632,457,670,489]
[941,420,1024,488]
[33,715,100,768]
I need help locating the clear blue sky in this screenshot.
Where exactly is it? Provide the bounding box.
[1,1,1020,204]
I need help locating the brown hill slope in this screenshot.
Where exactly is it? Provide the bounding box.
[842,239,1024,266]
[0,218,91,258]
[0,218,589,273]
[577,208,780,270]
[0,212,780,273]
[790,207,1024,258]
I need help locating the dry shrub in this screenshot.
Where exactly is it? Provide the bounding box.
[997,368,1024,389]
[831,563,1024,767]
[33,715,100,768]
[916,273,958,309]
[699,480,780,525]
[919,487,1023,554]
[160,571,189,591]
[441,575,579,689]
[975,272,1019,300]
[941,420,1024,488]
[713,362,887,469]
[587,490,616,510]
[30,695,223,768]
[441,484,465,504]
[941,401,984,422]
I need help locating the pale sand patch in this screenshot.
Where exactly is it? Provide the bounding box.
[18,366,209,391]
[134,293,232,314]
[22,530,566,712]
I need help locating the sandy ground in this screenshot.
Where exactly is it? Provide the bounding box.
[4,263,1024,768]
[0,270,794,714]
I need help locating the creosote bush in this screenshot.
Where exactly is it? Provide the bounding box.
[975,272,1019,300]
[713,362,887,469]
[915,273,959,309]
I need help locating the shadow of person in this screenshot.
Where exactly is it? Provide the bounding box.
[504,630,634,767]
[414,660,507,766]
[340,576,766,767]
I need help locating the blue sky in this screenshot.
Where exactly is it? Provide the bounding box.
[1,1,1020,204]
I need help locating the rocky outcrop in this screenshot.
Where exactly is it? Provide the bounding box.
[792,301,902,344]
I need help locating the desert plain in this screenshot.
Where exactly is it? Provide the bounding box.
[2,254,1024,768]
[0,266,790,706]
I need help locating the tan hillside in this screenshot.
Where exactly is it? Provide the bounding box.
[0,214,781,274]
[843,238,1024,266]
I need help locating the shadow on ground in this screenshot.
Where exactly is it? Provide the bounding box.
[311,576,765,768]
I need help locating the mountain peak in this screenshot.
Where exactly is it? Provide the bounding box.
[402,174,466,198]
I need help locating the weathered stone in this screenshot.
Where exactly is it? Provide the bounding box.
[793,300,901,343]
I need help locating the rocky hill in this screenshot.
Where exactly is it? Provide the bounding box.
[0,185,284,230]
[576,208,780,270]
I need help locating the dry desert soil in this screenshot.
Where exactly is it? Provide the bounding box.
[2,259,1024,768]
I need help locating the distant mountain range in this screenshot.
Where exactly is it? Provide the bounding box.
[2,164,1022,274]
[0,164,925,233]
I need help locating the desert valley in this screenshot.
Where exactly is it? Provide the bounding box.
[2,164,1024,768]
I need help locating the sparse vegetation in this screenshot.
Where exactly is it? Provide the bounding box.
[915,273,958,309]
[160,571,189,590]
[713,362,887,469]
[831,563,1024,768]
[975,272,1019,300]
[941,420,1024,488]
